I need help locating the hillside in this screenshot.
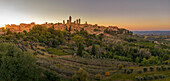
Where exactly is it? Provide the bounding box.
[0,24,169,81]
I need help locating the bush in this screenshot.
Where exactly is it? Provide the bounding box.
[154,74,159,79]
[40,43,46,47]
[150,67,154,71]
[43,70,60,81]
[123,69,126,73]
[135,76,143,81]
[94,29,100,32]
[143,68,148,72]
[72,68,89,81]
[126,70,132,74]
[37,51,44,55]
[161,66,166,71]
[34,52,38,55]
[147,75,153,80]
[137,70,142,74]
[130,69,134,73]
[118,64,123,70]
[41,49,46,52]
[48,51,53,54]
[143,76,147,80]
[168,67,170,70]
[156,67,161,71]
[158,74,165,79]
[95,74,102,80]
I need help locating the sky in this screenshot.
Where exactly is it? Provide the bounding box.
[0,0,170,31]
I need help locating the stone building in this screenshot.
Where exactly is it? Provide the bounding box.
[3,16,126,36]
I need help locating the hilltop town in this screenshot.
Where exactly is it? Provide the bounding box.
[0,16,132,35]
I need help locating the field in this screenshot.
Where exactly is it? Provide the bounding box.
[5,35,169,81]
[35,53,170,81]
[36,56,136,80]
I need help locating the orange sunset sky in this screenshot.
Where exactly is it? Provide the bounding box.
[0,0,170,31]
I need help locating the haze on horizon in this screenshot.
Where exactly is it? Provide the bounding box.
[0,0,170,31]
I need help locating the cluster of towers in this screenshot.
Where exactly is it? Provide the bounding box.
[63,16,81,25]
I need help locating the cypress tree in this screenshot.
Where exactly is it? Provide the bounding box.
[91,44,97,56]
[77,43,84,57]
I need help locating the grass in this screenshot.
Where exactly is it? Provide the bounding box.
[37,56,136,80]
[134,42,155,48]
[153,78,170,81]
[46,48,68,56]
[102,69,170,81]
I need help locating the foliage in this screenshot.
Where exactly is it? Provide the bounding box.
[43,70,60,81]
[0,43,41,81]
[73,35,84,46]
[91,44,97,56]
[77,43,84,57]
[143,68,148,72]
[46,48,68,56]
[95,74,103,80]
[72,68,89,81]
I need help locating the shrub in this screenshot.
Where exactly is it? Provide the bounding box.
[130,69,134,73]
[40,43,46,47]
[154,74,159,79]
[143,76,147,80]
[94,29,100,32]
[123,69,126,73]
[34,44,37,47]
[158,74,165,79]
[168,67,170,70]
[31,45,36,51]
[37,51,44,55]
[118,64,123,70]
[150,67,154,71]
[43,70,61,81]
[48,51,53,54]
[83,61,88,65]
[147,75,153,80]
[51,55,54,58]
[95,74,102,80]
[127,70,132,74]
[156,67,161,71]
[161,66,166,71]
[41,49,46,52]
[72,68,89,81]
[137,70,142,74]
[34,52,38,55]
[143,68,148,72]
[135,76,143,81]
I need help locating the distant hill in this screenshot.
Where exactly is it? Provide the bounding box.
[133,31,170,35]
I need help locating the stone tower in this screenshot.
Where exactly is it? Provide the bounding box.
[63,20,65,24]
[69,16,72,24]
[76,19,79,25]
[85,21,88,25]
[67,20,69,24]
[78,19,81,24]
